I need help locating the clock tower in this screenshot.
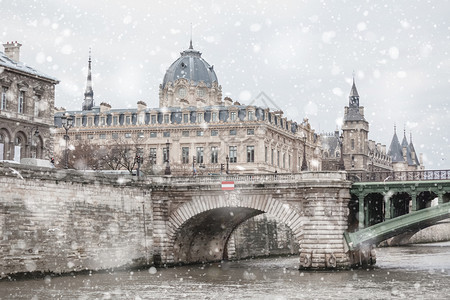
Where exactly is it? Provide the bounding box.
[341,77,369,170]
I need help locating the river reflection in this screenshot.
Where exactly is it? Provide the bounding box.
[1,242,449,299]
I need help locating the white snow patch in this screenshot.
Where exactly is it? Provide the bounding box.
[239,90,252,102]
[389,47,399,59]
[322,31,336,44]
[250,23,262,32]
[357,22,367,31]
[332,87,343,97]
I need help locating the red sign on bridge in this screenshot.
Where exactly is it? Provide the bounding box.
[221,181,234,190]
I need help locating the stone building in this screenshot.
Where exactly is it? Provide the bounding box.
[54,43,321,174]
[0,42,59,163]
[321,79,423,172]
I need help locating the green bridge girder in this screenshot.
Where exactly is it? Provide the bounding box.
[344,179,450,251]
[344,202,450,251]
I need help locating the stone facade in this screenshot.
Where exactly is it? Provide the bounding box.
[53,44,321,174]
[0,165,363,274]
[0,42,59,163]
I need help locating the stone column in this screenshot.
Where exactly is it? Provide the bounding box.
[358,192,365,229]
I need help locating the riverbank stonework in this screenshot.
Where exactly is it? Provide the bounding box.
[1,164,366,275]
[0,165,152,276]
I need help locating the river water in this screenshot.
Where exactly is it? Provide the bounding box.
[1,242,450,299]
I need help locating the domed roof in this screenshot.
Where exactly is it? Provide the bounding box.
[162,43,218,89]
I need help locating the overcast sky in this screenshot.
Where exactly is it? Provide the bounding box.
[1,0,449,169]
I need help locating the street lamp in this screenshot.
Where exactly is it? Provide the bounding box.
[135,155,141,177]
[301,135,308,171]
[337,132,345,171]
[61,114,73,169]
[164,139,171,175]
[226,155,229,174]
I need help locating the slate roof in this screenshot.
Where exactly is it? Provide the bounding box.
[0,51,59,83]
[388,131,404,162]
[161,45,218,89]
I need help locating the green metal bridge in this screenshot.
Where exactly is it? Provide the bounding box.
[344,170,450,251]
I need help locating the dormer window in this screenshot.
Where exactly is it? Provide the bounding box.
[178,87,187,98]
[197,88,205,98]
[248,111,254,121]
[197,112,203,123]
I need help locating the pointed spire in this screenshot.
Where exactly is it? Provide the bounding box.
[82,48,94,111]
[410,132,413,143]
[350,72,359,98]
[189,23,193,49]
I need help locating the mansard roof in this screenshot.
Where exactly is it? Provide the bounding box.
[0,51,59,83]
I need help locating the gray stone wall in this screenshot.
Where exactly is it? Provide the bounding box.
[0,164,152,276]
[228,214,299,259]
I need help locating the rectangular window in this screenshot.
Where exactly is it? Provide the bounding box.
[75,134,82,140]
[100,117,106,126]
[283,153,286,168]
[265,146,268,163]
[289,155,291,170]
[1,87,7,110]
[229,129,236,136]
[87,134,94,139]
[126,116,131,125]
[113,116,118,125]
[34,95,41,117]
[197,131,204,137]
[197,113,203,123]
[182,147,190,164]
[138,132,144,139]
[99,134,106,139]
[271,149,274,165]
[125,132,131,138]
[196,147,204,164]
[211,146,218,163]
[248,111,254,121]
[247,146,255,163]
[211,130,218,136]
[18,91,25,113]
[150,132,157,138]
[351,139,355,150]
[212,112,218,122]
[164,114,169,124]
[230,111,236,121]
[182,131,189,137]
[277,150,280,166]
[151,115,156,124]
[229,146,237,163]
[75,118,81,127]
[149,148,157,164]
[247,129,254,135]
[112,133,119,139]
[163,131,170,137]
[88,117,93,127]
[183,114,189,123]
[163,148,168,162]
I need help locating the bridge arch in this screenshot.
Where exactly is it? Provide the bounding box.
[166,193,305,264]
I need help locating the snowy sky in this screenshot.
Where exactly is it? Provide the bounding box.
[1,0,449,169]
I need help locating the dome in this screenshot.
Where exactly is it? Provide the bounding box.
[162,45,218,89]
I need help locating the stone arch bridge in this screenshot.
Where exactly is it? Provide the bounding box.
[1,164,450,275]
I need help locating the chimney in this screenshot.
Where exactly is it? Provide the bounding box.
[3,41,22,61]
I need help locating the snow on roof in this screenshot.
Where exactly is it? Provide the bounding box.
[0,51,59,83]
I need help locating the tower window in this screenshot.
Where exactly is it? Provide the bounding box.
[351,139,355,150]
